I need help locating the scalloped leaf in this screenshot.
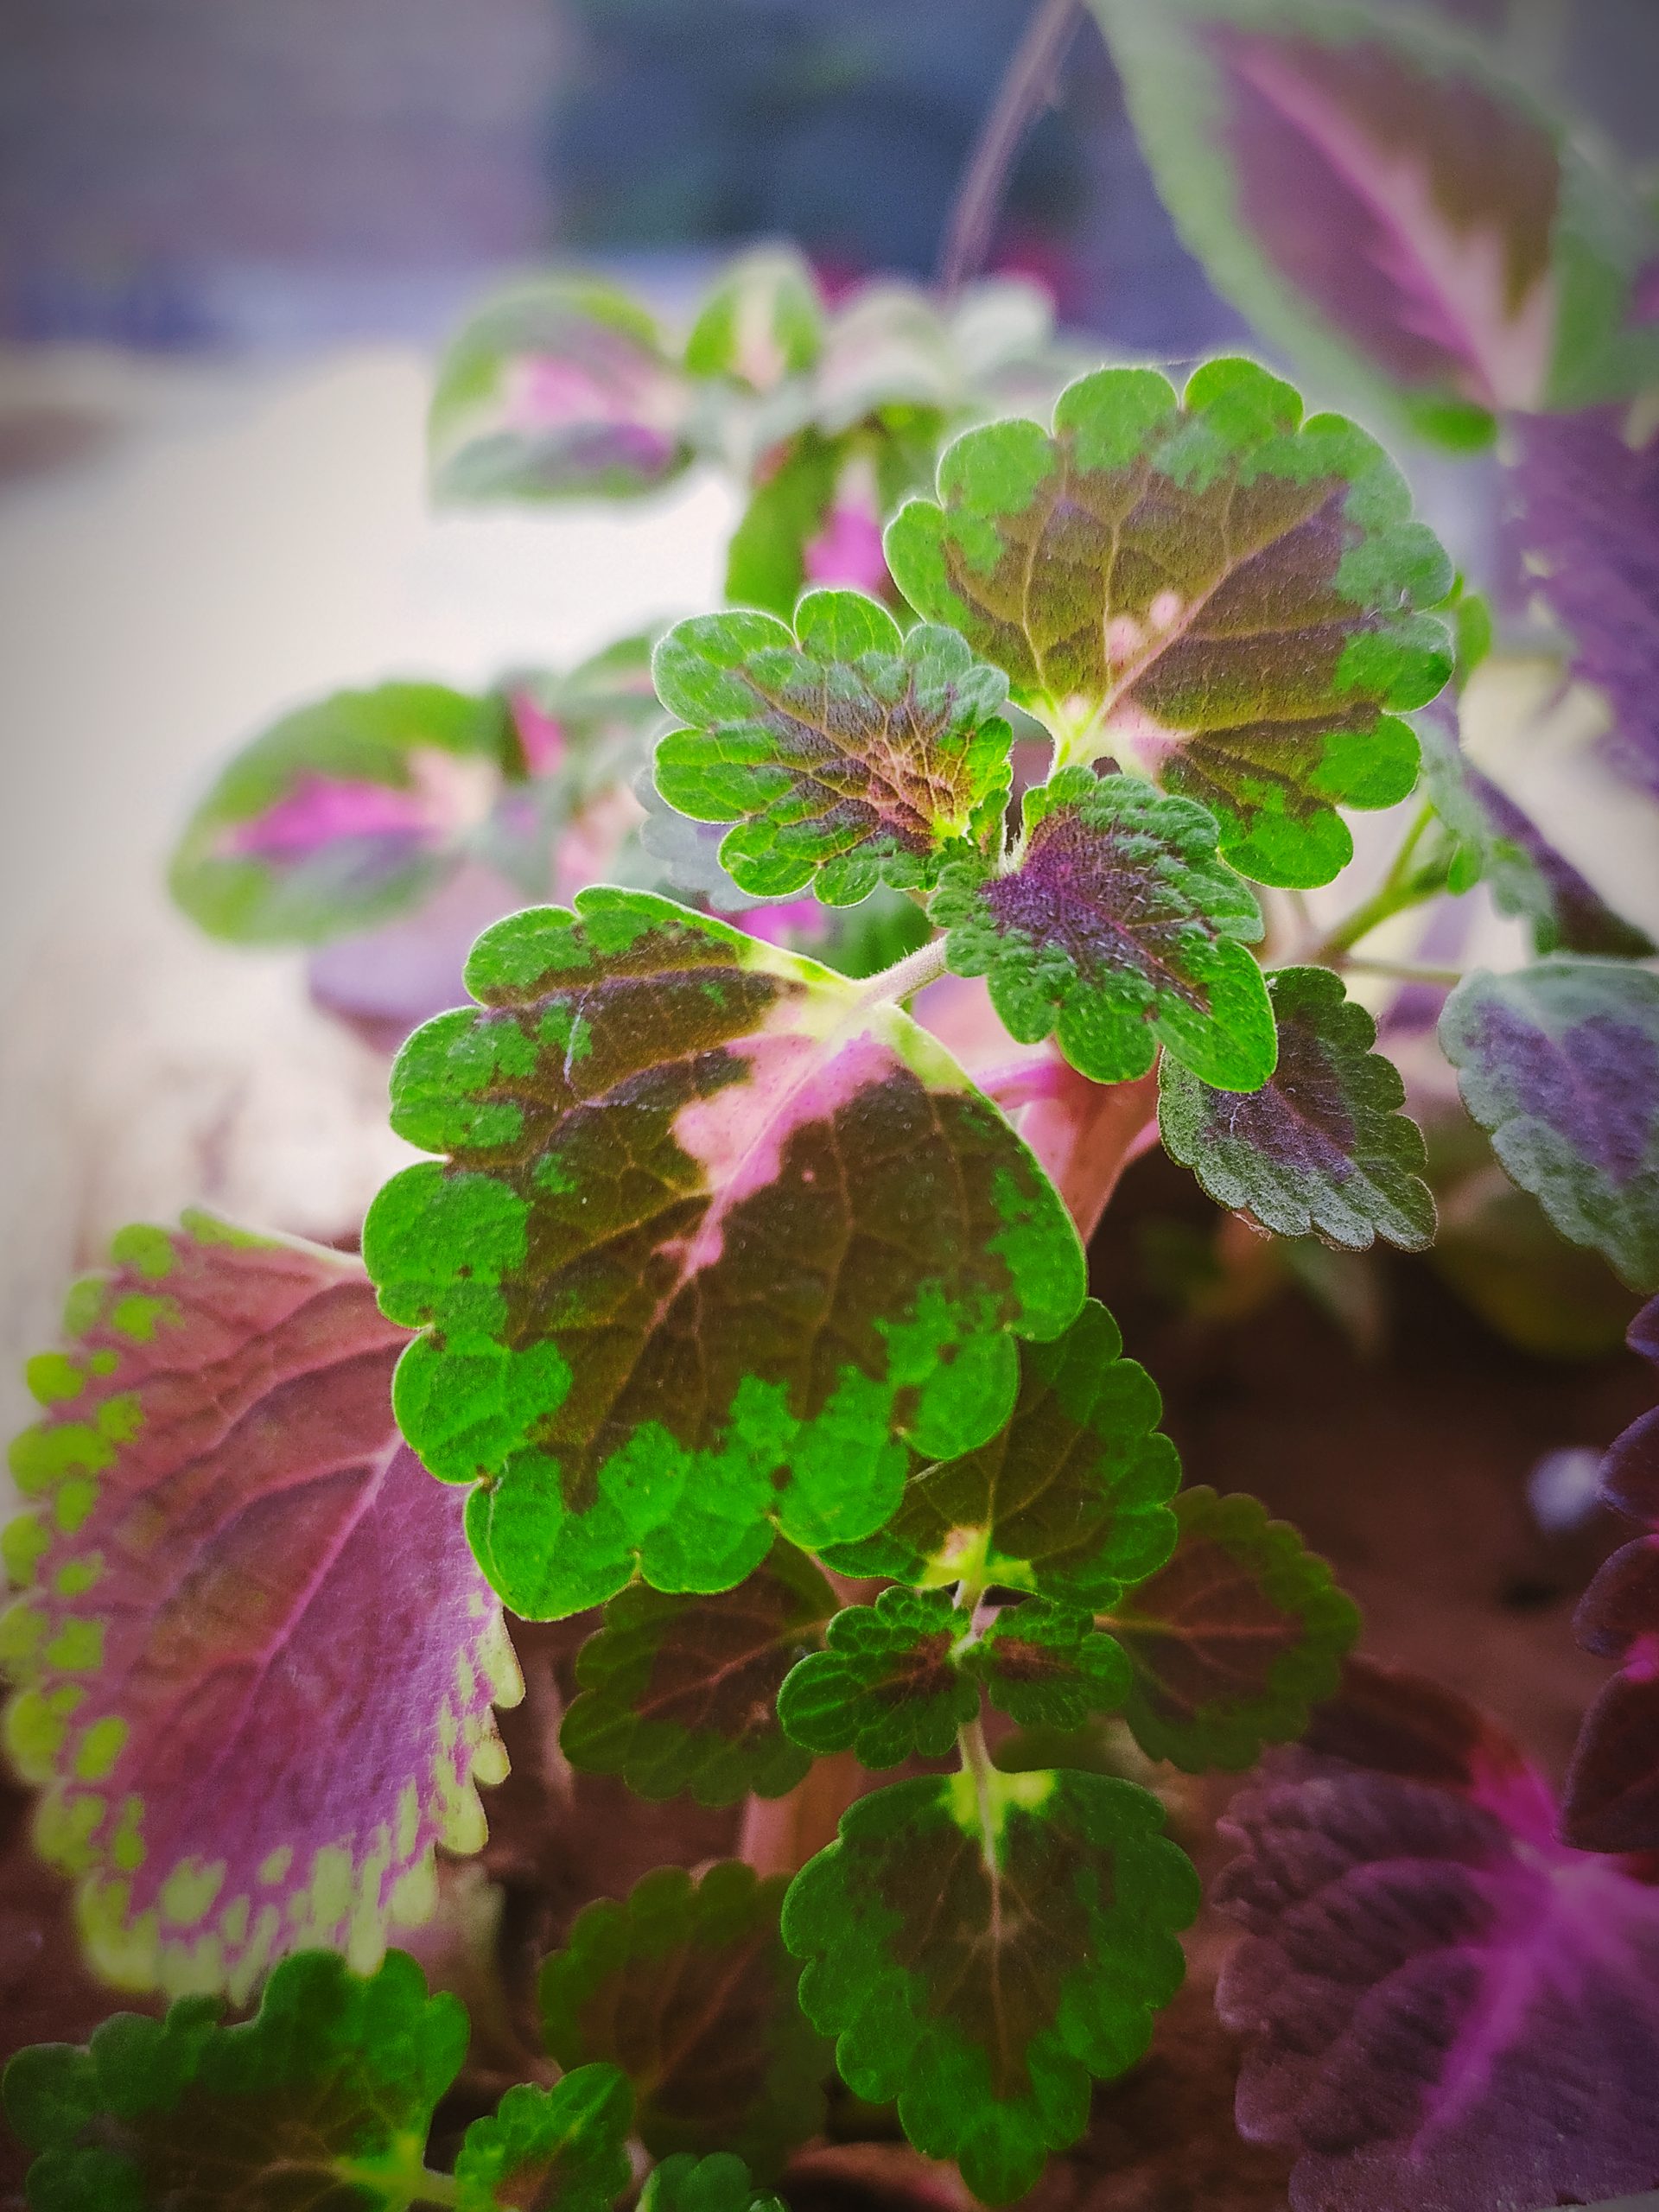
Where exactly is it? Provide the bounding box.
[933,768,1275,1090]
[639,2152,785,2212]
[429,276,694,503]
[776,1587,976,1767]
[652,590,1014,905]
[363,889,1084,1621]
[821,1299,1179,1611]
[454,2067,636,2212]
[1158,963,1435,1249]
[1,1215,518,2001]
[538,1861,830,2179]
[783,1769,1198,2204]
[1215,1658,1659,2212]
[168,683,514,945]
[1563,1294,1659,1853]
[1,1949,466,2210]
[559,1542,836,1807]
[1103,1486,1359,1772]
[885,358,1452,887]
[1092,0,1659,438]
[1440,957,1659,1291]
[964,1599,1133,1732]
[683,247,823,393]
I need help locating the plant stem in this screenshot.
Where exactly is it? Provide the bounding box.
[937,0,1084,292]
[1338,956,1465,988]
[856,934,950,1007]
[1310,804,1443,962]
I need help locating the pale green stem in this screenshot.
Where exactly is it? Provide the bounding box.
[855,934,950,1007]
[1311,804,1443,962]
[1338,956,1465,988]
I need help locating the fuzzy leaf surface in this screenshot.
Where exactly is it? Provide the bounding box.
[935,768,1275,1090]
[639,2153,785,2212]
[886,358,1451,887]
[363,889,1083,1620]
[1,1949,465,2210]
[1440,957,1659,1291]
[1216,1659,1659,2212]
[783,1769,1198,2203]
[1158,964,1434,1248]
[454,2067,635,2212]
[559,1542,836,1806]
[963,1600,1132,1732]
[1563,1295,1659,1852]
[168,683,513,944]
[429,276,693,503]
[822,1300,1179,1611]
[539,1861,829,2179]
[776,1588,976,1767]
[652,591,1013,904]
[1092,1,1658,437]
[1,1217,518,2002]
[1103,1486,1358,1771]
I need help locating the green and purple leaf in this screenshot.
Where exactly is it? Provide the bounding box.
[821,1299,1179,1611]
[933,768,1276,1090]
[363,889,1084,1620]
[776,1588,976,1767]
[1563,1295,1659,1852]
[885,357,1452,887]
[1215,1657,1659,2212]
[560,1543,836,1806]
[683,247,823,392]
[652,590,1014,904]
[1103,1486,1360,1771]
[1,1948,467,2211]
[963,1599,1132,1732]
[1092,0,1659,438]
[539,1861,830,2178]
[1158,964,1435,1249]
[640,2152,785,2212]
[1440,957,1659,1291]
[429,275,694,503]
[454,2066,636,2212]
[168,683,514,944]
[1,1216,518,2001]
[783,1769,1198,2204]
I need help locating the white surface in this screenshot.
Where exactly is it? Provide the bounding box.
[0,344,735,1443]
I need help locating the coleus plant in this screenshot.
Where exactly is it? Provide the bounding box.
[10,3,1659,2209]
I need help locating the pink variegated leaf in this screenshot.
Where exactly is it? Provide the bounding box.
[1563,1294,1659,1852]
[1215,1656,1659,2212]
[1092,0,1659,442]
[0,1215,520,2001]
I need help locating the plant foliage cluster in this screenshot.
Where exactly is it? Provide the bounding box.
[6,2,1659,2209]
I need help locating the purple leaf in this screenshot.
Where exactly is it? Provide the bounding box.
[1215,1656,1659,2212]
[1,1215,520,2000]
[1563,1294,1659,1852]
[1504,402,1659,801]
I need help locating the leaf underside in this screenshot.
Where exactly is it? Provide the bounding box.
[363,887,1084,1619]
[2,1217,518,2002]
[886,355,1452,887]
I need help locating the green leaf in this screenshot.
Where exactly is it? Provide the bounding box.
[454,2067,635,2212]
[640,2153,785,2212]
[1090,0,1659,437]
[652,591,1014,905]
[822,1299,1179,1611]
[539,1862,830,2180]
[777,1587,977,1767]
[429,275,693,504]
[963,1599,1132,1732]
[363,888,1083,1620]
[886,358,1452,887]
[2,1949,464,2211]
[684,247,823,391]
[560,1541,836,1806]
[1157,963,1435,1249]
[1103,1486,1360,1771]
[1439,958,1659,1293]
[783,1769,1198,2203]
[168,683,513,945]
[933,767,1277,1090]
